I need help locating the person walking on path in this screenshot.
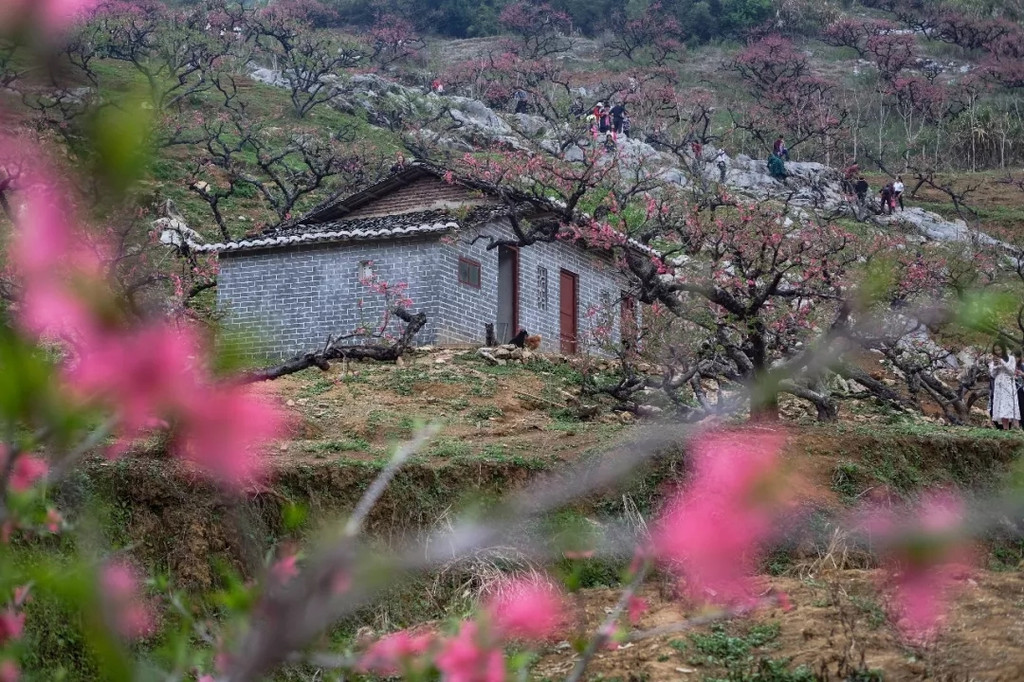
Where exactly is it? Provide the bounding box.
[893,175,905,211]
[990,342,1021,430]
[855,176,869,204]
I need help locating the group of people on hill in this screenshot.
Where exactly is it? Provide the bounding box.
[844,164,906,214]
[570,101,631,149]
[989,342,1023,430]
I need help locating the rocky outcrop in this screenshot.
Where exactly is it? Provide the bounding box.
[248,65,1002,248]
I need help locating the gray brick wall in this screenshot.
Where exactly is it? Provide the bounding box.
[217,238,445,359]
[437,220,627,354]
[217,221,629,359]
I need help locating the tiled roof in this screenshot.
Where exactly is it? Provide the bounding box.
[175,211,467,254]
[162,159,660,257]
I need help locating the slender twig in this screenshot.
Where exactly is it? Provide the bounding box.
[343,424,439,538]
[566,559,651,682]
[44,417,117,485]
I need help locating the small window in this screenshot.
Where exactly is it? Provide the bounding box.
[458,257,481,288]
[536,266,548,310]
[358,260,374,281]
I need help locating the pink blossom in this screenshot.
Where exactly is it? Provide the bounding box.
[0,0,98,32]
[271,554,298,584]
[860,491,974,640]
[66,325,200,439]
[358,630,433,675]
[0,610,25,645]
[6,454,48,492]
[13,586,31,607]
[651,429,788,605]
[435,621,505,682]
[485,577,566,641]
[176,384,283,487]
[627,596,647,625]
[0,660,17,682]
[45,508,62,533]
[16,266,96,341]
[100,560,155,640]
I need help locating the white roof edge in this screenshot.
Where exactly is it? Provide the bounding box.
[180,222,459,254]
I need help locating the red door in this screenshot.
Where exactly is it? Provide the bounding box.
[559,270,578,354]
[620,293,637,353]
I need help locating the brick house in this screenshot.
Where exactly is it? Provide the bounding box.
[182,163,639,359]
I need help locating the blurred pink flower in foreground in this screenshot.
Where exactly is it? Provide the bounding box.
[358,630,434,676]
[66,325,199,438]
[5,453,48,492]
[176,384,283,486]
[0,660,17,682]
[652,428,788,606]
[860,491,975,640]
[0,610,25,645]
[485,576,567,641]
[270,554,299,585]
[100,560,155,640]
[628,596,648,625]
[436,621,505,682]
[0,0,98,32]
[8,141,284,489]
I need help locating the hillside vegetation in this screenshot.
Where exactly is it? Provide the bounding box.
[5,1,1024,681]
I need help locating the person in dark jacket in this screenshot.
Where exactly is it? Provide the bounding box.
[879,184,894,215]
[773,135,789,161]
[610,102,626,134]
[855,176,869,204]
[513,88,529,113]
[599,105,611,133]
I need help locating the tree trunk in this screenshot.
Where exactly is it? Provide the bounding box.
[243,308,427,383]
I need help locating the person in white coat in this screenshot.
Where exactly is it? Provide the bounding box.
[989,342,1020,429]
[893,175,905,212]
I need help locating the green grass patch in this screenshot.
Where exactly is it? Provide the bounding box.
[428,437,472,458]
[303,437,372,455]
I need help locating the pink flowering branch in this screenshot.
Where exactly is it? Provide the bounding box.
[566,557,651,682]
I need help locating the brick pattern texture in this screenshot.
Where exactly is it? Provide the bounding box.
[218,221,628,359]
[342,177,494,219]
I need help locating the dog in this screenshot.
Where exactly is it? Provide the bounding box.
[509,329,542,350]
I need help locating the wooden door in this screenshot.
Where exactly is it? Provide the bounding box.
[620,293,637,353]
[559,270,578,354]
[497,246,519,342]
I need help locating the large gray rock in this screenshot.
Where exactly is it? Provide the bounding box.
[447,96,513,135]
